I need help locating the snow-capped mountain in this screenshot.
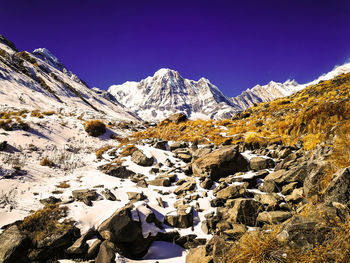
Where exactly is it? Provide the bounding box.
[232,63,350,110]
[0,35,138,121]
[108,68,241,121]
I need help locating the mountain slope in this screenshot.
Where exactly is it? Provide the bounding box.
[108,68,242,121]
[0,35,139,121]
[232,63,350,110]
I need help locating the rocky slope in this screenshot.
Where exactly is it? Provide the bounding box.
[0,35,138,122]
[232,62,350,110]
[108,68,242,121]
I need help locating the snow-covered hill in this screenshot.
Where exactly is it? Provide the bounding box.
[232,63,350,110]
[108,68,241,121]
[0,35,139,122]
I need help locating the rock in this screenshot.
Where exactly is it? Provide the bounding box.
[207,236,232,263]
[136,179,148,188]
[265,165,307,185]
[176,153,192,163]
[131,150,154,166]
[86,239,102,259]
[277,216,326,248]
[303,161,328,197]
[249,157,275,171]
[324,167,350,206]
[186,246,213,263]
[258,180,278,193]
[174,179,196,195]
[0,225,29,263]
[254,193,282,208]
[101,189,117,201]
[95,240,116,263]
[66,228,96,255]
[35,224,80,249]
[192,147,212,160]
[127,192,146,202]
[97,205,152,259]
[72,189,98,206]
[285,188,304,203]
[169,141,188,151]
[215,182,248,199]
[281,182,299,195]
[0,141,7,151]
[148,178,171,187]
[220,198,261,226]
[154,140,167,150]
[164,206,193,228]
[277,148,292,159]
[99,162,135,178]
[137,204,163,229]
[166,113,187,124]
[222,224,247,241]
[39,196,61,205]
[257,211,292,224]
[156,197,165,208]
[192,146,249,181]
[200,178,213,189]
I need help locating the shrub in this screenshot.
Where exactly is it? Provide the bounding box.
[56,182,70,188]
[40,157,55,167]
[42,111,56,116]
[84,120,106,137]
[0,119,12,131]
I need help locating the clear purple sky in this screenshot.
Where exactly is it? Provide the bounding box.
[2,0,350,96]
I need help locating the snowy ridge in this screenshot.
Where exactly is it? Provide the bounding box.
[232,63,350,110]
[0,35,139,122]
[108,68,241,121]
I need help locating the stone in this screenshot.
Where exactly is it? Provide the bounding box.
[192,146,249,181]
[66,228,96,255]
[95,240,116,263]
[277,148,292,159]
[166,113,187,124]
[221,198,262,226]
[39,196,61,205]
[200,178,213,189]
[257,211,292,224]
[97,205,152,259]
[148,178,171,187]
[72,189,98,206]
[101,189,117,201]
[132,150,154,166]
[303,161,328,197]
[215,182,248,199]
[176,153,192,163]
[174,179,196,195]
[86,239,101,259]
[0,225,29,263]
[99,162,135,178]
[186,246,213,263]
[0,141,7,151]
[154,140,167,150]
[281,182,299,195]
[222,224,247,240]
[127,192,146,202]
[258,180,278,193]
[164,206,193,228]
[137,204,163,229]
[324,167,350,206]
[169,142,188,151]
[192,147,212,160]
[249,157,275,171]
[254,193,281,208]
[285,188,304,203]
[277,216,326,248]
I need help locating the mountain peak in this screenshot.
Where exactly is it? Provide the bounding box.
[154,68,180,77]
[33,48,65,72]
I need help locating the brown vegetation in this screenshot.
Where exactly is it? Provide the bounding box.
[84,120,106,137]
[40,157,55,167]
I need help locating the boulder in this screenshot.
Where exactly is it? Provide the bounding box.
[221,198,262,226]
[215,182,248,199]
[86,239,102,260]
[222,224,247,241]
[324,167,350,205]
[95,240,116,263]
[148,178,171,187]
[66,228,96,255]
[164,206,193,228]
[200,178,213,189]
[174,179,196,195]
[153,140,167,150]
[257,211,292,224]
[97,205,152,259]
[101,189,117,201]
[303,161,328,197]
[99,162,135,178]
[131,150,154,166]
[166,113,187,124]
[0,225,29,263]
[127,192,146,202]
[285,188,304,204]
[249,157,275,171]
[192,146,249,181]
[72,189,98,206]
[186,246,213,263]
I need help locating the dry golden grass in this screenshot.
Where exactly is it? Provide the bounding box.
[42,110,56,116]
[120,144,138,157]
[19,204,73,244]
[56,182,70,188]
[30,110,44,118]
[96,145,112,158]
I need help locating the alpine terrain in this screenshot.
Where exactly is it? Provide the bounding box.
[0,34,349,263]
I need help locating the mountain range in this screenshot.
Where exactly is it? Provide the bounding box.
[1,34,350,122]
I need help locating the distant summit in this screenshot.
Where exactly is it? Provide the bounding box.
[108,68,241,121]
